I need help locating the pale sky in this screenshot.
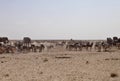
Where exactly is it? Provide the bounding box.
[0,0,120,40]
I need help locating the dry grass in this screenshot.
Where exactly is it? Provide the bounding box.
[43,58,48,62]
[0,49,120,81]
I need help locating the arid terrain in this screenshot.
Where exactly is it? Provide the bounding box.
[1,0,120,81]
[0,47,120,81]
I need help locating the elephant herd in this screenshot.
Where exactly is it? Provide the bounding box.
[0,36,120,54]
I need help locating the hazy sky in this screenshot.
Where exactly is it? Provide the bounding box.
[0,0,120,40]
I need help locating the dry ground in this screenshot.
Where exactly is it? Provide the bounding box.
[0,50,120,81]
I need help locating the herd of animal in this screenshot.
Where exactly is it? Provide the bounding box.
[0,36,120,54]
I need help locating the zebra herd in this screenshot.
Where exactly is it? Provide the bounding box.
[0,36,120,54]
[0,37,44,54]
[66,41,93,51]
[66,37,120,52]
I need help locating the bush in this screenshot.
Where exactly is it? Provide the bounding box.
[110,73,118,78]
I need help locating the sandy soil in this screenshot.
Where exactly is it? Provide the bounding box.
[0,50,120,81]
